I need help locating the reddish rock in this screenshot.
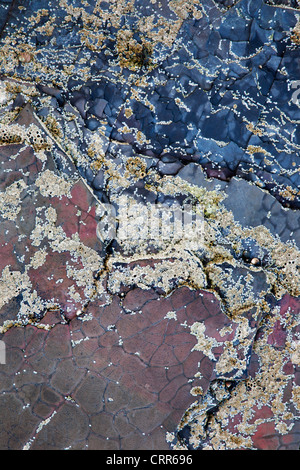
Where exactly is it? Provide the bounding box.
[267,319,287,348]
[0,105,103,328]
[252,422,280,450]
[122,287,159,311]
[44,324,72,360]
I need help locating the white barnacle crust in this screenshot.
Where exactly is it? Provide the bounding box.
[35,170,72,198]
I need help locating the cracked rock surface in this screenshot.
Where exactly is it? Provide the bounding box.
[0,0,299,450]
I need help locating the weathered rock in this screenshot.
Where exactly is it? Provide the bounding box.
[0,0,299,453]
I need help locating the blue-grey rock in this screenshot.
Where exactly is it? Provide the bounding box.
[157,160,183,175]
[92,170,105,190]
[86,118,100,131]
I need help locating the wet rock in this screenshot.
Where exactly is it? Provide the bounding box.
[70,95,87,119]
[85,118,100,131]
[89,98,107,119]
[208,262,270,313]
[92,170,104,190]
[157,160,183,175]
[240,237,271,266]
[0,104,103,328]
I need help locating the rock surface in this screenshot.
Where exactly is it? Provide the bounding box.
[0,0,299,451]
